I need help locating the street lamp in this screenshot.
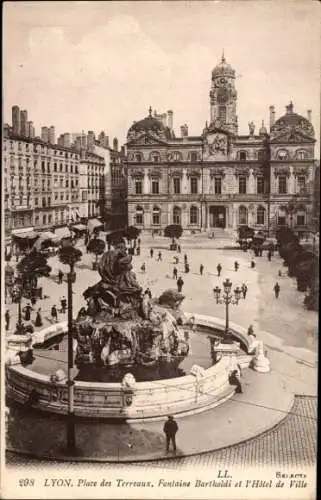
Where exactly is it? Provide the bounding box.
[13,273,25,335]
[213,278,242,340]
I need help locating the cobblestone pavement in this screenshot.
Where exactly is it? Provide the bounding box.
[6,396,316,470]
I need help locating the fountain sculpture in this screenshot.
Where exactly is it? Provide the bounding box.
[73,241,190,378]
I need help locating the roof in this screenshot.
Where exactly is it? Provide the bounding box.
[212,54,236,79]
[272,103,315,138]
[127,109,172,140]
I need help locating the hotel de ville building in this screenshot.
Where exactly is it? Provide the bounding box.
[125,55,317,235]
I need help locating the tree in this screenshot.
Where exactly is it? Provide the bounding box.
[125,226,141,247]
[295,258,316,292]
[276,227,298,247]
[58,244,82,276]
[17,249,51,290]
[87,238,105,269]
[164,224,183,250]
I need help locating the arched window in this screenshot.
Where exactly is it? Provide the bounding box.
[173,206,181,225]
[190,206,198,225]
[152,206,161,225]
[135,152,142,162]
[256,205,265,225]
[276,149,289,160]
[239,206,248,225]
[135,205,144,226]
[296,210,306,226]
[277,207,287,226]
[239,151,247,161]
[190,151,198,162]
[257,150,265,161]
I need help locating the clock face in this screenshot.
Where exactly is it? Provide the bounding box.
[217,87,228,103]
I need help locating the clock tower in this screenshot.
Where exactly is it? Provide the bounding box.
[209,53,238,135]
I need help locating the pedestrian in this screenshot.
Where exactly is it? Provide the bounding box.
[267,250,272,262]
[144,287,152,299]
[23,303,33,321]
[177,245,181,254]
[58,269,63,284]
[274,282,280,299]
[184,254,188,264]
[51,305,58,323]
[234,261,239,272]
[30,288,37,306]
[35,308,43,327]
[250,260,256,269]
[278,269,282,277]
[229,368,243,393]
[157,251,162,261]
[177,276,184,293]
[217,263,222,277]
[173,267,178,280]
[60,296,67,314]
[174,255,179,264]
[184,262,190,274]
[241,283,248,299]
[5,310,10,331]
[247,324,255,337]
[150,248,154,258]
[138,238,141,246]
[136,246,140,256]
[200,264,204,276]
[141,262,146,273]
[163,415,178,454]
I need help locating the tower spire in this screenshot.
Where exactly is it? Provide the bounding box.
[148,106,152,117]
[221,49,225,63]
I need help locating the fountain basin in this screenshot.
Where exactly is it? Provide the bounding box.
[6,314,254,420]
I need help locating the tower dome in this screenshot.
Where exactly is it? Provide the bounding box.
[127,107,172,140]
[212,52,236,80]
[271,102,315,138]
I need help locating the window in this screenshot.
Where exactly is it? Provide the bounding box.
[65,165,68,173]
[66,179,69,188]
[296,150,307,160]
[35,215,39,225]
[60,211,64,222]
[190,177,198,194]
[60,163,63,172]
[173,178,181,194]
[135,180,142,195]
[152,206,160,225]
[48,214,52,223]
[153,155,159,163]
[297,176,306,191]
[35,198,38,206]
[135,206,144,225]
[257,176,265,194]
[152,180,159,194]
[43,215,47,225]
[239,176,247,194]
[297,213,305,225]
[55,193,58,200]
[173,152,181,162]
[71,165,73,173]
[214,177,222,194]
[277,209,286,226]
[60,178,63,187]
[239,151,247,161]
[190,152,197,162]
[60,193,63,200]
[277,149,289,160]
[278,175,287,194]
[219,106,226,122]
[258,150,265,161]
[190,206,198,224]
[135,153,142,162]
[54,163,57,172]
[42,197,46,207]
[256,206,265,225]
[239,206,248,225]
[48,197,51,206]
[173,206,181,225]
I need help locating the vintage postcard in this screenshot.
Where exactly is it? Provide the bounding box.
[1,1,319,499]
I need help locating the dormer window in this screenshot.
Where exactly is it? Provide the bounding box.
[190,151,198,162]
[277,149,289,160]
[135,153,142,162]
[257,150,265,161]
[296,150,308,160]
[239,151,247,161]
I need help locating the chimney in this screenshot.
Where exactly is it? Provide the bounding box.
[167,110,173,129]
[269,106,275,129]
[20,110,28,136]
[12,105,20,135]
[307,109,312,122]
[87,130,95,148]
[41,126,49,143]
[63,133,71,148]
[49,126,55,144]
[105,136,109,148]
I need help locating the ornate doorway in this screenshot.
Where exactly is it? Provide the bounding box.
[209,206,226,228]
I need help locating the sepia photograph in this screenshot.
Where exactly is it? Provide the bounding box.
[1,1,319,499]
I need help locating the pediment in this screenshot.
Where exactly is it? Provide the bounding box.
[271,131,315,144]
[126,133,168,147]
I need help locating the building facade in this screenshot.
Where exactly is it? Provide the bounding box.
[126,55,316,235]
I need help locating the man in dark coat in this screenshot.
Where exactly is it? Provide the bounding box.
[24,303,33,321]
[200,264,204,275]
[58,269,63,284]
[274,282,280,299]
[241,283,248,299]
[60,296,67,314]
[173,267,178,280]
[217,263,222,277]
[5,310,10,331]
[163,415,178,453]
[51,305,58,322]
[177,276,184,292]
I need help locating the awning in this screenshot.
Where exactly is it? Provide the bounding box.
[54,227,71,239]
[12,230,39,240]
[72,224,87,232]
[33,231,60,250]
[87,218,104,233]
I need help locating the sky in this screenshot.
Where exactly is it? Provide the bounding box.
[3,1,321,152]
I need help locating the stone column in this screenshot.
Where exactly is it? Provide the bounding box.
[143,172,149,194]
[288,167,295,194]
[248,170,255,194]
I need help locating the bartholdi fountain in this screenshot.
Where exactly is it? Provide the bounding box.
[5,241,269,420]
